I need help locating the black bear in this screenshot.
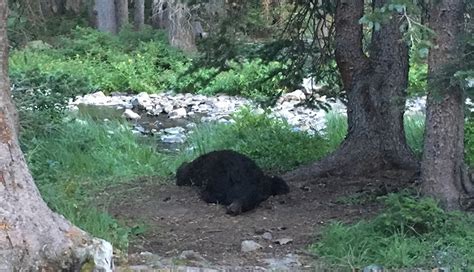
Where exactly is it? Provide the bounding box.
[176,150,290,215]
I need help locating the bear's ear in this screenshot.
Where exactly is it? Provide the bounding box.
[270,176,290,195]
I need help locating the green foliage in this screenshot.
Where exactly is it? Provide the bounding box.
[22,117,168,249]
[177,59,286,103]
[323,111,347,151]
[404,114,425,157]
[408,60,428,95]
[175,108,329,173]
[312,194,474,270]
[11,68,93,143]
[464,119,474,166]
[10,26,188,94]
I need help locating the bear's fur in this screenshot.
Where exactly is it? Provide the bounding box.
[176,150,289,215]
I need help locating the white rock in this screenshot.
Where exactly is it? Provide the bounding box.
[274,238,293,245]
[161,134,186,143]
[163,127,185,134]
[161,103,174,113]
[122,109,141,120]
[262,232,273,240]
[131,92,153,110]
[169,108,187,119]
[77,238,114,272]
[281,90,306,102]
[241,240,263,252]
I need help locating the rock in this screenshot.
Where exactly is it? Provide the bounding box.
[161,134,186,143]
[133,125,146,134]
[149,106,163,116]
[161,103,174,114]
[214,100,233,111]
[281,90,306,102]
[186,123,197,129]
[76,238,114,272]
[363,264,384,272]
[241,240,263,252]
[176,250,209,268]
[131,92,152,110]
[262,232,273,240]
[178,250,207,263]
[169,108,187,119]
[163,127,185,135]
[122,109,141,120]
[274,238,293,245]
[263,254,301,270]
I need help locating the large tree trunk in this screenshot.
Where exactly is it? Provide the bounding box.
[285,0,417,181]
[0,3,113,270]
[115,0,129,31]
[133,0,145,30]
[420,0,473,210]
[152,0,196,52]
[94,0,118,34]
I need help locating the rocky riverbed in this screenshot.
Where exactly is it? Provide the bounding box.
[69,90,427,147]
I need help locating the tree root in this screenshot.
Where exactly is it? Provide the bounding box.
[283,139,418,183]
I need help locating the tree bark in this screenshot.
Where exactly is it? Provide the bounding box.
[152,0,196,52]
[284,0,417,181]
[94,0,118,34]
[115,0,129,31]
[420,0,473,210]
[0,2,113,270]
[133,0,145,31]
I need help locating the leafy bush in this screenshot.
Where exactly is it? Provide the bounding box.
[174,58,286,104]
[408,60,428,96]
[10,26,188,95]
[11,68,93,143]
[312,194,474,270]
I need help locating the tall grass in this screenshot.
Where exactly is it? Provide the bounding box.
[175,108,331,173]
[23,117,168,249]
[404,114,425,157]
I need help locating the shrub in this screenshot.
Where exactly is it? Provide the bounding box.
[312,194,474,270]
[408,60,428,96]
[174,58,286,104]
[10,27,188,95]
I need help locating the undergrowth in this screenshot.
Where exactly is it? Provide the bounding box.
[172,108,332,173]
[22,117,169,249]
[311,194,474,270]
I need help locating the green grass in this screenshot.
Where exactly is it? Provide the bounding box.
[404,114,425,158]
[22,117,169,249]
[311,194,474,270]
[172,108,332,173]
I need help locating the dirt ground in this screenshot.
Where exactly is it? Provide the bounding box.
[101,170,416,269]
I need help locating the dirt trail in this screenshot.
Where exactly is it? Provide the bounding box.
[101,171,414,270]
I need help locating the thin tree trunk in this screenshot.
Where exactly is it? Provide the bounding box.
[94,0,117,34]
[285,0,417,181]
[133,0,145,30]
[115,0,129,31]
[421,0,473,210]
[0,2,113,269]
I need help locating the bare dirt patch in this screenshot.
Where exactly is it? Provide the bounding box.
[102,170,416,269]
